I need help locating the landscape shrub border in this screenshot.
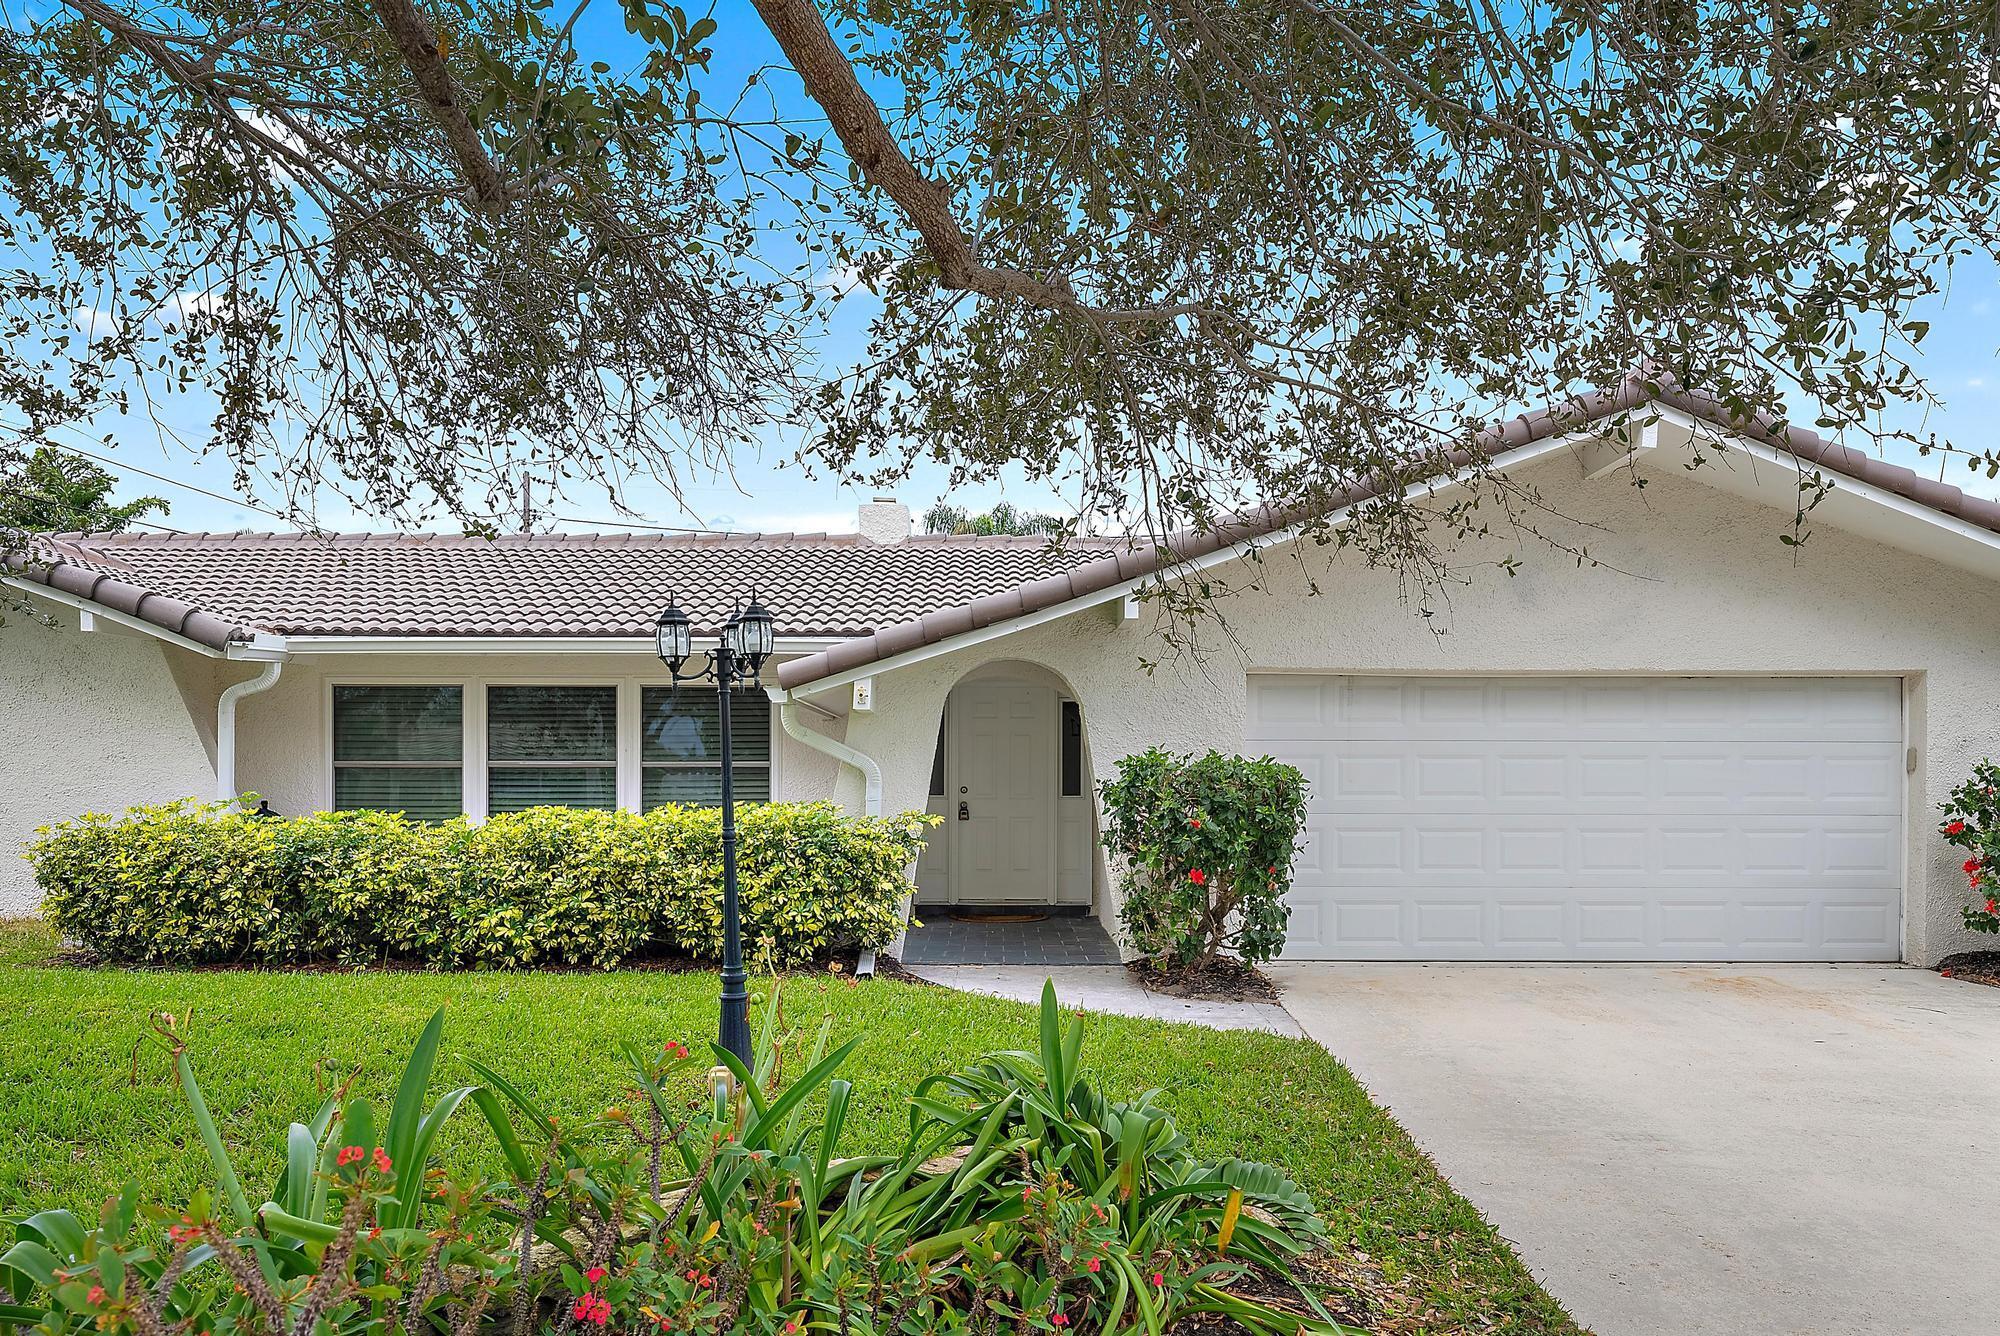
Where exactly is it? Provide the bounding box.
[28,800,935,969]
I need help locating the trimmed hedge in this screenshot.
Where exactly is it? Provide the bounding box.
[29,800,935,969]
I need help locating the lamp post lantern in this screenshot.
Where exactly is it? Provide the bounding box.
[655,592,775,1066]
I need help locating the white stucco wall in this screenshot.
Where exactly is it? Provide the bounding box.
[0,607,219,915]
[811,453,2000,967]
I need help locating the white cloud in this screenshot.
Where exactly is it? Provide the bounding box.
[70,305,121,339]
[1970,377,1986,389]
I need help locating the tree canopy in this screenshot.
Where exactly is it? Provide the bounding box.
[0,448,170,535]
[3,0,1996,563]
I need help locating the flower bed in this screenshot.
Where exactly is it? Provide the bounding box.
[29,800,934,969]
[0,985,1346,1335]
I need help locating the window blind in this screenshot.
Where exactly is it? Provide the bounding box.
[487,685,618,812]
[640,686,770,807]
[331,685,464,820]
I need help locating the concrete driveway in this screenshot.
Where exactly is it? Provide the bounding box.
[1270,964,2000,1336]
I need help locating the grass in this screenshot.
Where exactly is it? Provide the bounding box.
[0,920,1582,1334]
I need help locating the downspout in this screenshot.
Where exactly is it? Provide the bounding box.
[777,697,893,974]
[216,660,285,805]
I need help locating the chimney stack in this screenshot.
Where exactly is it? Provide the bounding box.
[857,496,912,545]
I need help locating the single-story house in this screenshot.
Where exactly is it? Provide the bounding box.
[7,382,2000,965]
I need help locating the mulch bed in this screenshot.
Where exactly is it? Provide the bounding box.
[1127,957,1280,1004]
[1937,951,2000,988]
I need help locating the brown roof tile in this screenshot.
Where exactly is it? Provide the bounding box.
[22,530,1114,641]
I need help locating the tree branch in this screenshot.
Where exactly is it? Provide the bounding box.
[365,0,508,210]
[746,0,1205,323]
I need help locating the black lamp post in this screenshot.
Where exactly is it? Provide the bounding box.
[655,592,775,1067]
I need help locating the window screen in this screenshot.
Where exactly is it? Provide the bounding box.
[640,686,770,808]
[487,685,618,812]
[1060,699,1083,796]
[332,685,464,820]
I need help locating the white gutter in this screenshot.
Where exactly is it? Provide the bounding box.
[775,697,894,974]
[217,660,285,805]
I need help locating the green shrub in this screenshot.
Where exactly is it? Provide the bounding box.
[1939,759,2000,935]
[1100,747,1308,971]
[0,986,1343,1336]
[29,800,933,969]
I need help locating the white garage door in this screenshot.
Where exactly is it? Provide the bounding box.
[1246,675,1904,961]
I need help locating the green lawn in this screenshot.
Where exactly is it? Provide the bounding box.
[0,920,1582,1334]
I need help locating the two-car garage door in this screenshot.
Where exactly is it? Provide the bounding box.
[1246,675,1904,961]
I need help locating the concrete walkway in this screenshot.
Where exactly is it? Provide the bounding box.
[1271,963,2000,1336]
[902,963,1303,1035]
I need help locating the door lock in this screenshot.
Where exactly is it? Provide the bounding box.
[958,801,970,821]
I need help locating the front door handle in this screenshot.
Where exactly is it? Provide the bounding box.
[958,801,970,821]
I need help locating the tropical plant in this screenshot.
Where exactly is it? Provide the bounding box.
[31,800,936,969]
[1939,760,2000,935]
[1101,748,1309,973]
[1,985,1350,1335]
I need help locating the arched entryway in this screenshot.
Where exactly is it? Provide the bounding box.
[903,662,1116,965]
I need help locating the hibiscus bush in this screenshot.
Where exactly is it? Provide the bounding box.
[1939,760,2000,933]
[0,986,1346,1336]
[1099,748,1308,972]
[29,800,934,969]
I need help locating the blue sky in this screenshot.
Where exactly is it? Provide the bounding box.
[49,0,2000,535]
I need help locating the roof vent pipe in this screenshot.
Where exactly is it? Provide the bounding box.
[217,660,284,805]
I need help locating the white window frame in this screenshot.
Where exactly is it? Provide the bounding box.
[323,670,782,821]
[325,682,470,819]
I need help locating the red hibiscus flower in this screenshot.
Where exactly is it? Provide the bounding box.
[1188,868,1207,886]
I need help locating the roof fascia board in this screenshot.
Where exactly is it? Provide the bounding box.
[283,634,851,654]
[784,434,1581,700]
[1650,403,2000,557]
[2,574,229,659]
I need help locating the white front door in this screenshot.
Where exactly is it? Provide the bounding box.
[948,679,1058,904]
[1249,674,1905,961]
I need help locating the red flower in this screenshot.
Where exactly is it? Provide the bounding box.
[87,1287,106,1305]
[1052,1314,1069,1327]
[571,1296,610,1326]
[585,1267,607,1285]
[372,1148,393,1174]
[335,1146,365,1168]
[1151,1272,1165,1287]
[1086,1257,1101,1273]
[1943,967,1957,978]
[1946,821,1967,836]
[1189,818,1201,829]
[1965,858,1982,875]
[664,1041,689,1061]
[1188,869,1207,886]
[1986,898,1997,915]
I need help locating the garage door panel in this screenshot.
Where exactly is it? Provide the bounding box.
[1254,674,1904,962]
[1274,740,1901,814]
[1247,675,1903,744]
[1279,889,1898,961]
[1295,812,1901,890]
